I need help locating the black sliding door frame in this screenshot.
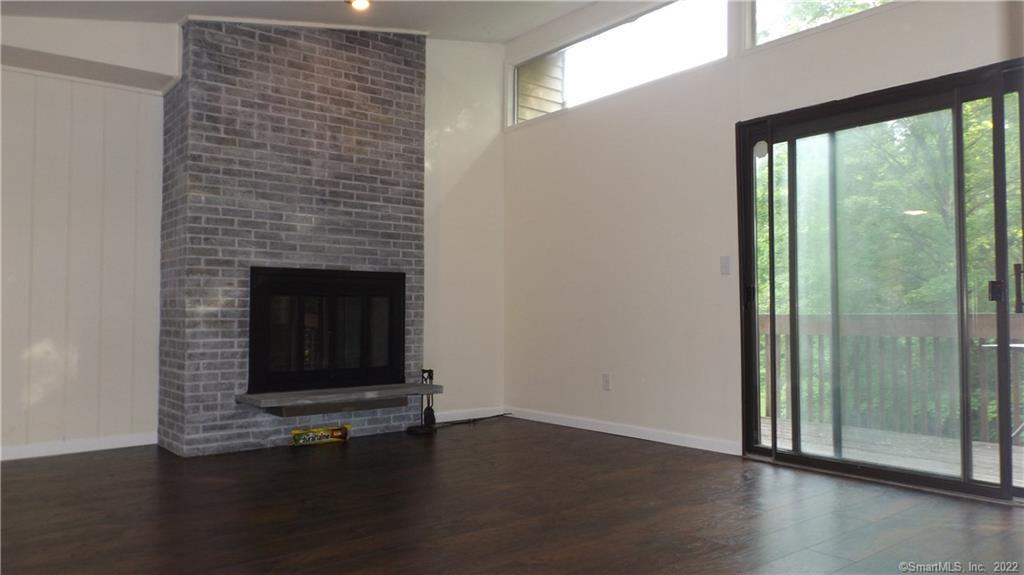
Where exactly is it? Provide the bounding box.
[768,132,779,458]
[787,140,801,456]
[1014,77,1024,495]
[827,131,842,460]
[738,122,771,458]
[992,72,1013,498]
[952,84,972,487]
[737,58,1024,500]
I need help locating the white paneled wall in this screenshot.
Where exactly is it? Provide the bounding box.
[2,68,162,458]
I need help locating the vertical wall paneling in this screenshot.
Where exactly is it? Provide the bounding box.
[98,88,139,437]
[1,68,162,455]
[1,71,37,445]
[132,96,162,433]
[28,76,72,443]
[65,82,105,439]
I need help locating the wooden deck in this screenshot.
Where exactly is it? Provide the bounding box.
[761,418,1024,486]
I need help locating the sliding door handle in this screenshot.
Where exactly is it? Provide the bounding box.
[989,280,1004,303]
[1015,263,1023,314]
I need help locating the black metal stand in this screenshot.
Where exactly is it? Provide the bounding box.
[406,369,437,435]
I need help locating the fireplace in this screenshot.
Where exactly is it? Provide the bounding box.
[248,267,406,394]
[159,23,426,455]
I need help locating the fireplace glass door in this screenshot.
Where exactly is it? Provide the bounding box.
[249,268,405,393]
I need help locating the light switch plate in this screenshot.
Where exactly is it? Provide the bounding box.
[720,256,731,276]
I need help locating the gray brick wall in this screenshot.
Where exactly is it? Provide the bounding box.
[159,22,425,456]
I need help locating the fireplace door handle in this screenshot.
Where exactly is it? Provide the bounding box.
[1015,263,1023,314]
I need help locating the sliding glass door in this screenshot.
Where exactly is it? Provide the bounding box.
[739,59,1023,499]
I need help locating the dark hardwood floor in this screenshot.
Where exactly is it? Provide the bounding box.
[3,418,1022,574]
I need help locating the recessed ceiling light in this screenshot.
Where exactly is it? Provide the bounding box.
[903,210,928,216]
[349,0,370,12]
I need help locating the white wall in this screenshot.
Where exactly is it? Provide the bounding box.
[1,68,163,459]
[1,16,180,92]
[503,1,1023,453]
[424,39,507,418]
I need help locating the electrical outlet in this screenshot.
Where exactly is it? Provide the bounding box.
[601,373,611,391]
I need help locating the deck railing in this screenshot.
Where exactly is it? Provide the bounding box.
[757,314,1023,442]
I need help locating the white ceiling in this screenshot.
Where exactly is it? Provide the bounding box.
[0,1,596,43]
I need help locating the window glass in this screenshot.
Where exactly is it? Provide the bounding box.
[756,0,891,45]
[514,0,727,124]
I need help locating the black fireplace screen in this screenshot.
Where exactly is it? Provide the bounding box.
[249,267,405,393]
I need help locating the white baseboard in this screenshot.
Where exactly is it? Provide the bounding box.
[435,406,508,423]
[1,432,158,461]
[0,411,739,460]
[506,407,742,456]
